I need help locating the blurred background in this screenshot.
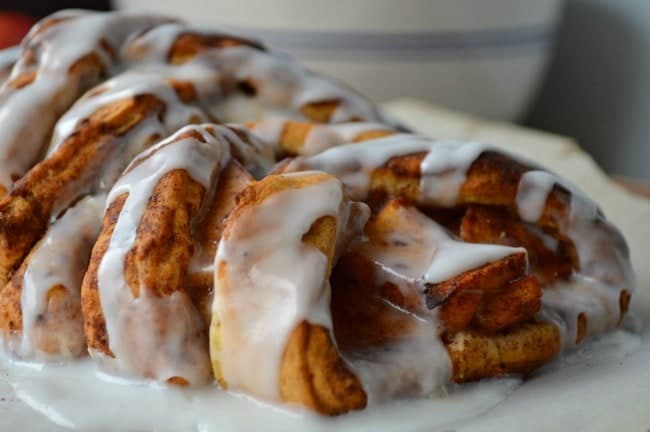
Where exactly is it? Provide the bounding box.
[1,0,648,182]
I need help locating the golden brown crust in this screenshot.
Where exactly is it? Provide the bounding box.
[168,32,264,65]
[427,253,528,308]
[366,154,425,208]
[196,161,252,256]
[460,205,574,284]
[331,252,559,384]
[0,95,165,287]
[212,173,367,414]
[276,121,309,155]
[0,264,25,333]
[446,322,561,382]
[345,199,539,334]
[437,290,483,333]
[280,322,366,415]
[472,276,542,333]
[367,151,574,238]
[280,211,367,413]
[186,161,253,324]
[250,121,396,157]
[220,172,334,241]
[82,169,205,356]
[300,100,339,123]
[126,169,204,298]
[353,129,394,142]
[1,47,107,188]
[81,195,126,356]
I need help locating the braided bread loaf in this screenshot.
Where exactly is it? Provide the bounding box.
[0,10,634,417]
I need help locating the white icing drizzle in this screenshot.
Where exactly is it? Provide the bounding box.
[212,172,366,401]
[334,209,522,404]
[0,10,393,191]
[300,123,364,156]
[0,11,170,190]
[515,170,634,350]
[340,199,526,403]
[333,210,458,404]
[45,64,273,200]
[302,122,392,155]
[221,124,276,177]
[96,124,231,384]
[2,195,104,361]
[343,313,450,405]
[541,277,621,350]
[424,236,525,285]
[374,204,524,292]
[121,23,187,64]
[0,350,548,432]
[248,117,288,150]
[286,132,633,354]
[250,119,393,156]
[419,141,485,207]
[205,46,391,124]
[47,65,213,154]
[212,94,300,124]
[284,134,431,199]
[284,134,486,205]
[516,171,557,223]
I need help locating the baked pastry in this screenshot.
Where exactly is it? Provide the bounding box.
[211,171,370,414]
[0,195,103,359]
[81,123,269,384]
[279,134,633,351]
[0,9,389,360]
[331,199,559,385]
[0,9,634,418]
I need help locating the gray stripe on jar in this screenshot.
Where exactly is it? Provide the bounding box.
[224,24,556,61]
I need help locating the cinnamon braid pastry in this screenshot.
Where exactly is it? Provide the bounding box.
[0,9,635,420]
[332,199,559,385]
[0,10,393,195]
[0,11,172,195]
[279,133,633,352]
[0,195,104,359]
[0,8,386,301]
[211,172,370,414]
[81,124,268,384]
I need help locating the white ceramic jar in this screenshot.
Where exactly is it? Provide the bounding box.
[115,0,564,121]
